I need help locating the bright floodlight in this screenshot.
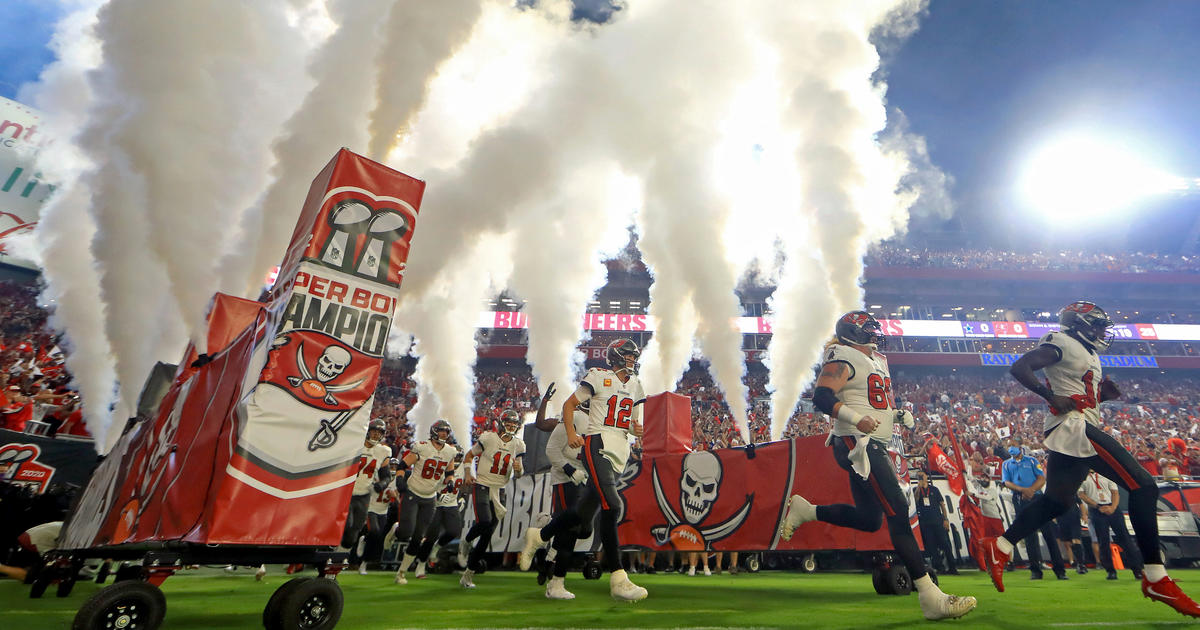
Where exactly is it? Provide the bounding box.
[1019,135,1179,222]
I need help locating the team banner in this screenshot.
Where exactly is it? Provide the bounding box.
[61,150,424,549]
[0,430,99,494]
[618,436,918,552]
[0,96,49,269]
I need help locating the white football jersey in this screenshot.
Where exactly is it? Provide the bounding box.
[546,410,585,486]
[824,343,896,443]
[436,464,466,508]
[368,481,393,515]
[404,440,458,499]
[1040,331,1104,428]
[474,431,525,488]
[352,442,392,496]
[577,368,646,437]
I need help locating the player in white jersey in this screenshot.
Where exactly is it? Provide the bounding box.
[519,338,649,602]
[459,409,525,588]
[358,457,401,575]
[343,420,390,561]
[393,420,458,585]
[979,301,1200,617]
[412,450,466,572]
[538,389,591,599]
[777,312,976,621]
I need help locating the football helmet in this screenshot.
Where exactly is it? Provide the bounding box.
[606,338,641,374]
[1059,301,1114,351]
[835,311,885,349]
[500,409,521,438]
[366,419,386,446]
[430,419,452,445]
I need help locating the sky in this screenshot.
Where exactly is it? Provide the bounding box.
[3,0,1199,253]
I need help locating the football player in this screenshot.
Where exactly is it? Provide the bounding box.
[518,338,648,602]
[393,419,457,585]
[412,449,466,573]
[979,301,1200,616]
[341,420,390,562]
[539,389,590,599]
[777,312,976,620]
[460,409,526,588]
[359,457,401,575]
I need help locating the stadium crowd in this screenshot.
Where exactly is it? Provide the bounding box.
[867,244,1200,274]
[0,280,83,436]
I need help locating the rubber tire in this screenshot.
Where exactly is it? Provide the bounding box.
[801,554,817,574]
[887,564,913,596]
[871,568,890,595]
[746,554,761,573]
[275,578,343,630]
[764,554,780,570]
[582,560,602,580]
[263,577,312,630]
[72,580,166,630]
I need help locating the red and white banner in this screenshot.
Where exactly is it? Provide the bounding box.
[62,150,424,549]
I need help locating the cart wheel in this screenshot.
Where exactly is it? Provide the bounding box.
[745,554,761,573]
[95,561,112,584]
[764,553,780,570]
[263,577,312,630]
[871,567,890,595]
[57,573,77,598]
[582,559,602,580]
[886,564,912,596]
[274,578,342,630]
[72,580,166,630]
[800,554,817,574]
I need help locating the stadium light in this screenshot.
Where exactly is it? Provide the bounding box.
[1019,134,1182,223]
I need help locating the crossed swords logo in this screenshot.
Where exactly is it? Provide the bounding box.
[648,460,754,547]
[271,334,367,452]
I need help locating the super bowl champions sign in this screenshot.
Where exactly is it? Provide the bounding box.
[0,96,49,269]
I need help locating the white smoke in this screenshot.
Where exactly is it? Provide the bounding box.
[221,0,391,299]
[366,0,486,162]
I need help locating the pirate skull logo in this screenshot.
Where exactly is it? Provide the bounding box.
[681,451,722,524]
[285,340,365,406]
[316,346,350,382]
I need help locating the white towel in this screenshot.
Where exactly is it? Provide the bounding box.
[488,486,507,521]
[599,430,631,474]
[827,432,872,480]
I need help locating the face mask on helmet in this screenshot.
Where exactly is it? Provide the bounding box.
[366,420,386,446]
[606,338,641,375]
[500,411,520,438]
[835,311,885,349]
[430,420,452,445]
[1059,301,1114,351]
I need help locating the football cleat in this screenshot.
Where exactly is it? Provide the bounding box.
[460,569,476,589]
[255,565,267,581]
[457,537,470,569]
[920,593,978,621]
[393,571,407,585]
[777,495,817,541]
[546,577,575,600]
[518,527,546,572]
[357,564,368,576]
[610,571,648,602]
[415,562,426,579]
[980,537,1010,593]
[1143,575,1200,618]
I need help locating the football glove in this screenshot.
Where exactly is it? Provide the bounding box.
[895,409,916,429]
[1098,376,1122,402]
[563,464,588,486]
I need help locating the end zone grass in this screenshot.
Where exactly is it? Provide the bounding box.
[2,567,1196,629]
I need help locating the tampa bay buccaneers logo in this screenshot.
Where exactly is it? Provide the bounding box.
[262,332,377,451]
[650,451,752,550]
[0,444,56,493]
[843,312,871,326]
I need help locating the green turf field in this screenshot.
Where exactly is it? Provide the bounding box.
[3,567,1198,629]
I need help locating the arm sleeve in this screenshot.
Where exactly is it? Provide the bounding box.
[546,426,570,471]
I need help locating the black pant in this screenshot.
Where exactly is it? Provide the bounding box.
[465,485,507,571]
[815,436,927,582]
[414,505,463,561]
[361,511,389,564]
[539,434,624,573]
[549,482,581,578]
[341,493,370,552]
[918,516,955,573]
[394,490,436,561]
[1003,423,1161,567]
[1011,493,1064,575]
[1089,505,1144,573]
